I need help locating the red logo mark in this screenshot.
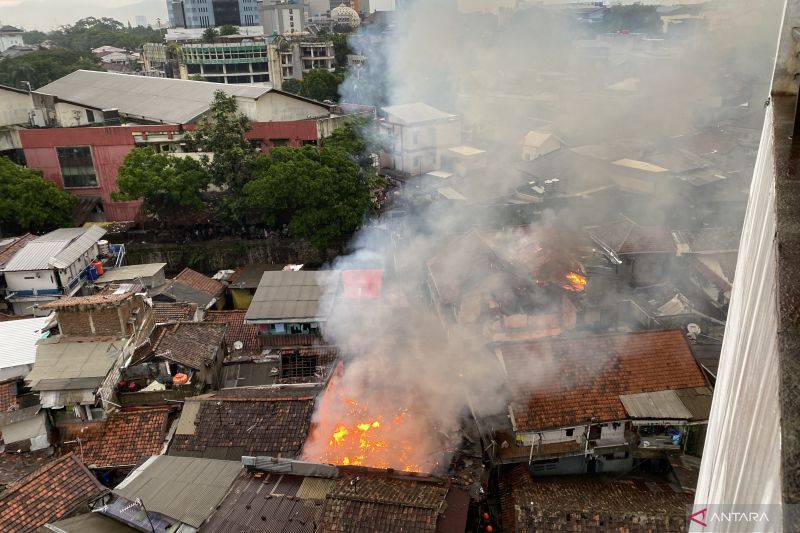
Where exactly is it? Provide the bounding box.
[689,508,708,527]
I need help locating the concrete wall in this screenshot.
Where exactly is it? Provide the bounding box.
[256,92,329,122]
[5,270,59,293]
[53,102,104,128]
[0,88,35,127]
[2,412,48,451]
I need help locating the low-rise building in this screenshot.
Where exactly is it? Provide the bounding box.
[154,267,225,310]
[379,103,462,176]
[491,330,711,475]
[92,263,167,290]
[1,226,109,316]
[0,25,23,54]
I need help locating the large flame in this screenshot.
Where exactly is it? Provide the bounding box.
[562,271,587,292]
[303,367,432,472]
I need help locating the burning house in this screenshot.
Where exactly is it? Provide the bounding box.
[491,330,711,475]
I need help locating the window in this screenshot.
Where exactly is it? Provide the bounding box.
[565,428,574,437]
[86,109,95,122]
[56,146,98,188]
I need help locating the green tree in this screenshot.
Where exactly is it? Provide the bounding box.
[281,78,301,94]
[187,90,257,222]
[202,28,219,43]
[0,157,75,235]
[219,24,238,36]
[49,17,164,51]
[322,116,382,170]
[244,146,371,249]
[330,33,352,67]
[299,68,343,102]
[112,148,211,220]
[0,48,102,89]
[22,30,48,45]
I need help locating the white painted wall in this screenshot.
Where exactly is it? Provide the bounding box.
[54,102,104,127]
[5,270,59,293]
[1,412,48,451]
[520,425,586,446]
[255,92,329,121]
[0,33,23,53]
[0,87,35,127]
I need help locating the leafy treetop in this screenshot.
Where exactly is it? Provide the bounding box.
[0,157,75,235]
[219,24,238,36]
[0,48,102,90]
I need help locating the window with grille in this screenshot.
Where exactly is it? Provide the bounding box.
[56,146,98,188]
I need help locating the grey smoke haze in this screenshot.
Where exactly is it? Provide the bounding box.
[303,0,783,472]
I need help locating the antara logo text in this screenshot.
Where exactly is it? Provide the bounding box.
[689,507,771,528]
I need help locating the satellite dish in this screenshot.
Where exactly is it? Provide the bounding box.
[687,323,701,340]
[233,341,244,350]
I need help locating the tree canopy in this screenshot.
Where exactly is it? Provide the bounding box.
[244,146,371,249]
[112,148,211,220]
[219,24,238,36]
[296,68,344,102]
[0,48,102,89]
[48,17,165,52]
[0,157,75,235]
[202,28,219,43]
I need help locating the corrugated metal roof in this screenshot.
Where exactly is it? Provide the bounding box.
[245,271,337,323]
[94,263,167,283]
[49,225,106,269]
[36,70,271,124]
[382,103,457,125]
[114,455,242,528]
[2,227,98,272]
[26,339,122,390]
[619,390,694,419]
[0,316,49,371]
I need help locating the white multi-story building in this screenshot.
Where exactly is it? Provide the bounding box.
[167,0,261,28]
[259,0,308,35]
[0,25,24,54]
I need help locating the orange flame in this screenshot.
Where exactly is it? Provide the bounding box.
[563,271,587,292]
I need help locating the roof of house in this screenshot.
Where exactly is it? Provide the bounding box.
[381,103,457,126]
[0,25,23,33]
[153,302,198,323]
[48,225,107,270]
[26,339,123,392]
[522,130,562,149]
[35,70,272,124]
[173,267,225,297]
[38,290,136,310]
[0,316,48,371]
[113,455,242,528]
[341,270,383,300]
[43,512,138,533]
[673,228,740,253]
[73,408,171,468]
[586,214,676,255]
[0,453,107,532]
[202,469,330,533]
[204,310,259,351]
[321,468,468,533]
[2,228,86,272]
[169,393,315,461]
[151,322,227,370]
[0,234,36,268]
[245,271,337,324]
[499,464,692,533]
[228,263,286,290]
[0,450,53,491]
[497,330,708,431]
[94,263,167,283]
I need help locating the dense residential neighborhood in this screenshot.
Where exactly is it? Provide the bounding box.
[0,0,797,532]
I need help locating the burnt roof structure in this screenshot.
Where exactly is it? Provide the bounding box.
[149,322,227,370]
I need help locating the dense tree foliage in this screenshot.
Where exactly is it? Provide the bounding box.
[112,148,211,220]
[298,68,344,102]
[281,78,302,94]
[330,33,353,67]
[244,147,371,249]
[187,90,257,223]
[22,30,48,45]
[202,28,219,43]
[219,24,238,36]
[0,157,75,235]
[0,48,101,89]
[48,17,164,52]
[322,115,386,172]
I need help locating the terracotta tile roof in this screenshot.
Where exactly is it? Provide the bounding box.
[169,395,314,460]
[499,464,692,533]
[0,234,36,268]
[586,214,675,255]
[153,302,198,323]
[321,469,451,533]
[0,450,53,490]
[0,452,107,532]
[62,409,170,468]
[152,322,226,370]
[0,380,17,412]
[498,330,707,431]
[173,268,224,297]
[205,310,259,351]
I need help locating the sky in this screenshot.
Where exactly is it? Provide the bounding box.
[0,0,397,30]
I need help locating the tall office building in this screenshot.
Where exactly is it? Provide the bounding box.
[167,0,261,28]
[259,0,308,35]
